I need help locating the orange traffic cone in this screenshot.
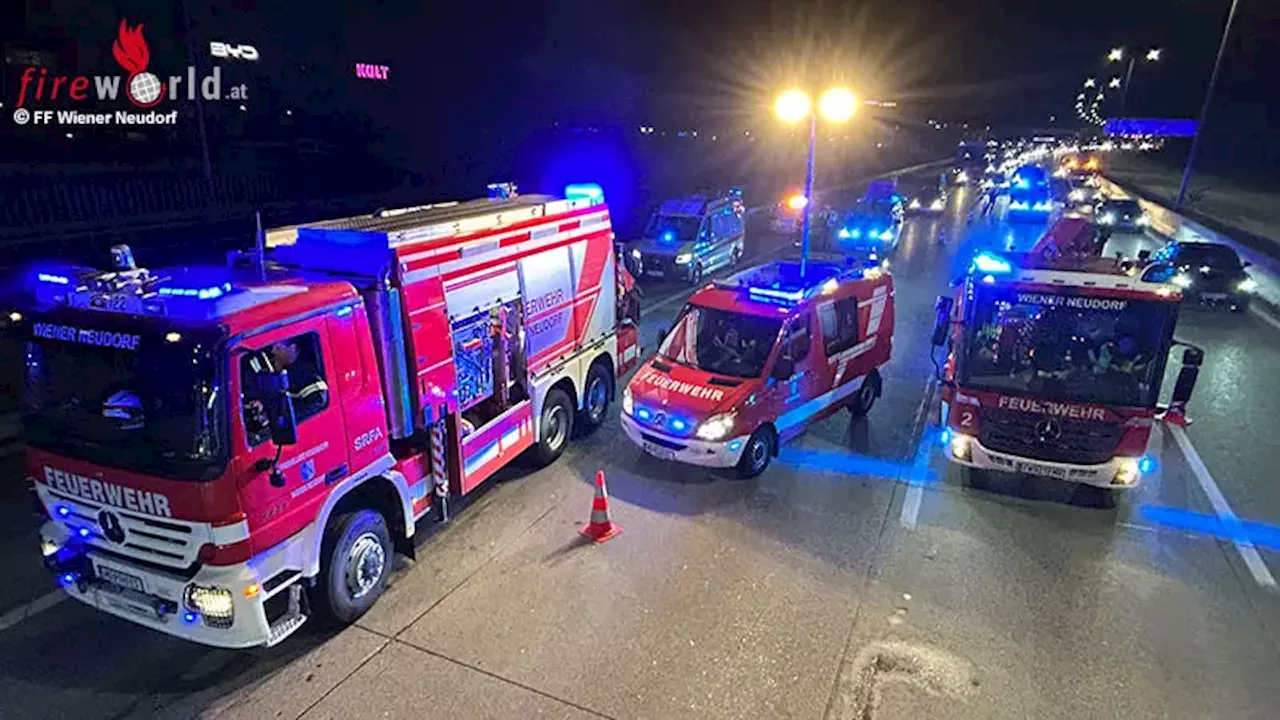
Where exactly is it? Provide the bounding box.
[579,470,622,543]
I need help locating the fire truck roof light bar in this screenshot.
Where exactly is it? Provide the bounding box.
[565,183,604,201]
[971,252,1012,275]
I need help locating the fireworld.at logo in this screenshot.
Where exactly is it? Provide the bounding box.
[12,19,248,110]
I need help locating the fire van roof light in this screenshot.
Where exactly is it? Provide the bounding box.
[38,273,70,285]
[565,183,604,201]
[971,252,1012,275]
[748,286,805,303]
[159,282,232,300]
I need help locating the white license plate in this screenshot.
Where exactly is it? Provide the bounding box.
[1014,461,1067,479]
[642,442,677,461]
[97,565,146,593]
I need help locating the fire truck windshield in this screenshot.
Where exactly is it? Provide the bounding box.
[959,286,1176,408]
[658,305,782,378]
[21,330,227,480]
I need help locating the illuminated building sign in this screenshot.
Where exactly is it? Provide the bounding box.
[1104,118,1197,138]
[355,63,390,81]
[209,42,259,61]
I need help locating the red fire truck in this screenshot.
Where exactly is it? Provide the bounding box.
[931,217,1204,501]
[16,183,640,647]
[622,257,894,478]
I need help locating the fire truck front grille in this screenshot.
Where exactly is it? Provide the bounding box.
[48,490,201,569]
[978,408,1123,465]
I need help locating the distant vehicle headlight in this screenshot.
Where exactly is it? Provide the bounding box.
[674,253,693,265]
[696,412,736,441]
[1238,278,1258,293]
[631,248,642,259]
[930,198,945,211]
[1069,189,1085,202]
[1172,274,1193,288]
[956,171,970,183]
[1099,212,1116,225]
[909,199,921,209]
[879,229,895,241]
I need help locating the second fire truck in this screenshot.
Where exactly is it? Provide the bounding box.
[17,183,640,648]
[931,217,1204,502]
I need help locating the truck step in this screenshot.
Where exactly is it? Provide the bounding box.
[265,584,308,647]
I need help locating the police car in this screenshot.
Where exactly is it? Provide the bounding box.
[631,190,746,285]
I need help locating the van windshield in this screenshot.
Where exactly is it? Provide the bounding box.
[659,305,782,378]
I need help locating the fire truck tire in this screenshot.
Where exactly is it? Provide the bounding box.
[532,388,574,467]
[735,427,775,479]
[315,509,392,625]
[849,371,882,417]
[577,362,613,433]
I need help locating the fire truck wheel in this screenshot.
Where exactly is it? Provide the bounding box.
[577,362,613,432]
[533,389,574,466]
[735,428,774,479]
[849,371,882,417]
[316,509,392,624]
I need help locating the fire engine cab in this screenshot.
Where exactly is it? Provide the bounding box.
[932,216,1204,501]
[622,258,894,478]
[15,183,640,648]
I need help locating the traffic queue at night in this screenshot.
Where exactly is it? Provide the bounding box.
[1,143,1264,651]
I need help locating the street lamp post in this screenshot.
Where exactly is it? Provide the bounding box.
[1109,47,1161,119]
[774,87,857,278]
[1177,0,1240,210]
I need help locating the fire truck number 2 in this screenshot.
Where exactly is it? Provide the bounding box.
[210,42,260,61]
[959,410,975,428]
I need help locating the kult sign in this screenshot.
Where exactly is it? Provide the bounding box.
[355,63,389,81]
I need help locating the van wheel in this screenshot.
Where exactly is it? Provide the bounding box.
[315,509,392,625]
[735,428,774,479]
[850,371,882,417]
[731,246,743,266]
[532,388,574,467]
[577,362,613,433]
[689,262,704,286]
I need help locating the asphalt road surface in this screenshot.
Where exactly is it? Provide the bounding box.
[2,178,1280,720]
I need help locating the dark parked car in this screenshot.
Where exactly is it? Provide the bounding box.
[1095,198,1149,233]
[1143,241,1256,311]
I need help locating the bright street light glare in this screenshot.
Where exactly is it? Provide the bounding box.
[786,194,809,211]
[774,89,811,124]
[1109,48,1124,62]
[817,88,857,123]
[1146,48,1161,61]
[1084,78,1096,88]
[1109,77,1122,88]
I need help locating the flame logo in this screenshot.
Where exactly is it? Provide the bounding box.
[111,19,165,108]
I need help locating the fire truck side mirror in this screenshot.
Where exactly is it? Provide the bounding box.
[931,296,953,347]
[253,369,299,447]
[1170,346,1204,407]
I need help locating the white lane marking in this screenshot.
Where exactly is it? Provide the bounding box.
[1249,304,1280,334]
[900,378,937,528]
[1167,423,1277,589]
[0,589,68,634]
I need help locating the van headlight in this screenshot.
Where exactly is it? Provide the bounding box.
[622,387,634,415]
[1099,212,1116,225]
[674,253,693,265]
[1172,274,1193,288]
[695,413,736,441]
[631,248,642,260]
[1238,278,1257,293]
[184,584,235,626]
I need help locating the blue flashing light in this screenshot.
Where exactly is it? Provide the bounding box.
[661,231,676,243]
[971,252,1012,274]
[159,283,232,300]
[335,305,354,317]
[38,273,70,285]
[748,286,805,303]
[1013,176,1030,189]
[1008,200,1030,211]
[939,428,952,446]
[182,611,199,624]
[1138,456,1156,474]
[728,440,743,452]
[670,418,687,433]
[55,505,71,518]
[838,228,852,239]
[636,408,653,421]
[76,527,91,539]
[1032,200,1054,212]
[59,572,76,587]
[565,183,604,201]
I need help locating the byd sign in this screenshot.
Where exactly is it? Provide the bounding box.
[355,63,389,80]
[210,42,259,61]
